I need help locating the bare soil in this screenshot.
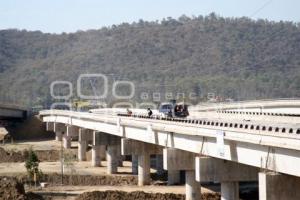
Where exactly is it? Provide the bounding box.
[0,178,44,200]
[0,147,61,162]
[76,191,220,200]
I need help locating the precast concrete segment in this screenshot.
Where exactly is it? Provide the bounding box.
[195,157,258,182]
[121,138,162,155]
[163,148,196,171]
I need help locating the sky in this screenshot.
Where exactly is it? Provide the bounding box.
[0,0,299,33]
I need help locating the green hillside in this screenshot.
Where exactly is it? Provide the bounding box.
[0,13,299,107]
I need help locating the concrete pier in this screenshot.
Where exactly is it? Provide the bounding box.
[186,170,201,200]
[91,131,107,167]
[221,181,239,200]
[121,138,162,186]
[106,145,119,174]
[138,153,150,186]
[163,148,200,200]
[63,135,71,149]
[54,123,65,141]
[91,146,101,166]
[78,128,87,161]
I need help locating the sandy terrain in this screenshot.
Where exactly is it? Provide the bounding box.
[0,161,150,176]
[1,139,66,151]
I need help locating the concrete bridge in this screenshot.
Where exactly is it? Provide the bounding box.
[191,98,300,114]
[0,104,27,120]
[40,108,300,200]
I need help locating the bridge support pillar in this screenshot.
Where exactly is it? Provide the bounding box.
[121,138,162,185]
[54,123,65,141]
[132,155,138,175]
[78,128,87,161]
[63,135,71,149]
[91,131,106,167]
[106,145,119,174]
[138,152,150,186]
[186,170,201,200]
[63,125,79,149]
[195,156,259,200]
[92,146,104,167]
[163,148,200,200]
[259,172,300,200]
[221,181,239,200]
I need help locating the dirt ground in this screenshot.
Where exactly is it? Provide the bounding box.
[76,191,221,200]
[0,140,226,200]
[0,161,140,176]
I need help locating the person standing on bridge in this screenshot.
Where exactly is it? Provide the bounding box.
[147,108,153,118]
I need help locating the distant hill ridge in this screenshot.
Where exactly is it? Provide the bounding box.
[0,13,299,106]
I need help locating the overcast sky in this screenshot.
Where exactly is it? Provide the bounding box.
[0,0,299,33]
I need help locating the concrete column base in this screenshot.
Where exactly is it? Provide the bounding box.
[168,170,180,185]
[132,155,138,175]
[221,181,239,200]
[106,145,119,174]
[63,135,71,149]
[186,170,201,200]
[138,153,150,186]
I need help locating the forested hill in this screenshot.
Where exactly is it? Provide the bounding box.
[0,13,300,107]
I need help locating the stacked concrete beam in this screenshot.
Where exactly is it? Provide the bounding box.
[195,157,259,200]
[163,148,200,200]
[121,138,162,186]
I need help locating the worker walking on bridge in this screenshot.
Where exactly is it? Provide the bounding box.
[147,108,153,118]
